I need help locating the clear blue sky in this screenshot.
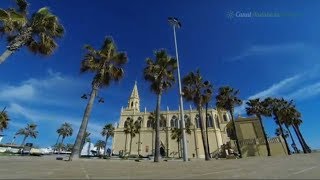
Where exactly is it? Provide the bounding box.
[0,0,319,150]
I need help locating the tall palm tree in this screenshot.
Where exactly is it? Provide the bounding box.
[65,143,74,152]
[170,118,192,158]
[143,50,177,162]
[101,123,114,156]
[216,86,242,158]
[16,123,38,147]
[275,127,288,138]
[69,37,127,160]
[280,105,311,153]
[59,122,73,144]
[147,111,166,156]
[0,0,64,64]
[263,98,291,155]
[182,69,213,161]
[124,118,136,155]
[134,119,142,156]
[95,140,106,156]
[246,98,272,156]
[0,107,9,133]
[55,128,62,146]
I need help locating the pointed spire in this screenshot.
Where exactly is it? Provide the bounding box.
[130,81,139,99]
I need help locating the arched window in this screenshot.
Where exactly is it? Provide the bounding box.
[160,119,166,128]
[131,102,133,108]
[215,115,220,129]
[147,120,153,128]
[170,116,177,127]
[207,114,213,127]
[184,115,191,128]
[136,117,142,126]
[195,115,200,128]
[223,114,228,122]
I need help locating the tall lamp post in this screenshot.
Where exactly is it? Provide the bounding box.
[168,17,188,162]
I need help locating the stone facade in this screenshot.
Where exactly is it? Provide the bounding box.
[112,82,231,158]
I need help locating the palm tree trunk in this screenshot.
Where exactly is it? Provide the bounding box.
[124,133,128,153]
[55,135,61,146]
[0,50,14,64]
[198,107,210,160]
[69,86,98,161]
[151,129,154,156]
[177,139,180,158]
[138,132,141,156]
[166,128,169,158]
[257,115,271,156]
[229,111,242,158]
[286,125,298,153]
[275,116,291,155]
[59,137,66,154]
[129,134,133,155]
[292,125,307,153]
[205,103,210,157]
[193,128,198,158]
[21,136,27,147]
[295,124,311,153]
[154,93,162,162]
[104,136,109,156]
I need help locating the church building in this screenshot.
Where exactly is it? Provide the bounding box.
[112,82,233,158]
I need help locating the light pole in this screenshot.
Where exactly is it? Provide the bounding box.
[168,17,188,162]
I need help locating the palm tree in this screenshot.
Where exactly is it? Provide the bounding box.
[134,119,142,156]
[59,122,73,144]
[216,86,242,158]
[246,98,272,156]
[147,111,167,156]
[124,118,135,155]
[182,69,213,161]
[16,123,38,147]
[69,37,127,160]
[95,140,106,156]
[292,117,311,153]
[0,107,9,133]
[54,143,65,152]
[143,50,177,162]
[170,118,192,158]
[65,143,74,152]
[101,123,114,156]
[275,127,288,138]
[279,105,311,153]
[55,128,62,146]
[263,98,291,155]
[0,0,64,64]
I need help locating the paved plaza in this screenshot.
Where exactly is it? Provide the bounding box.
[0,153,319,179]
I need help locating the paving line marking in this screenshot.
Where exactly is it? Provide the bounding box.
[171,168,243,179]
[289,166,317,176]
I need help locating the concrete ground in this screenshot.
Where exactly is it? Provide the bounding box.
[0,153,319,179]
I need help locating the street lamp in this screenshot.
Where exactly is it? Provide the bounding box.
[168,17,188,162]
[81,93,104,103]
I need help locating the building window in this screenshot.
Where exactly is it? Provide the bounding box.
[215,115,220,129]
[195,115,200,128]
[160,119,166,128]
[185,115,191,127]
[223,114,228,122]
[145,146,149,153]
[147,120,153,128]
[207,114,213,127]
[171,116,178,128]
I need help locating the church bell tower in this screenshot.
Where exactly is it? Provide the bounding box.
[127,81,140,112]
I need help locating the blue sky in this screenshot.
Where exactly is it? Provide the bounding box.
[0,0,319,150]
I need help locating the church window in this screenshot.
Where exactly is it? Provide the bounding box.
[215,115,220,129]
[195,115,200,128]
[223,114,228,122]
[131,102,133,108]
[147,120,153,128]
[207,114,213,127]
[160,119,166,128]
[171,116,177,128]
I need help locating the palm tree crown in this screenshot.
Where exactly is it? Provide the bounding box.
[58,122,73,139]
[80,37,128,88]
[143,50,177,94]
[16,123,38,139]
[216,86,242,113]
[0,108,9,132]
[101,123,115,139]
[0,0,64,63]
